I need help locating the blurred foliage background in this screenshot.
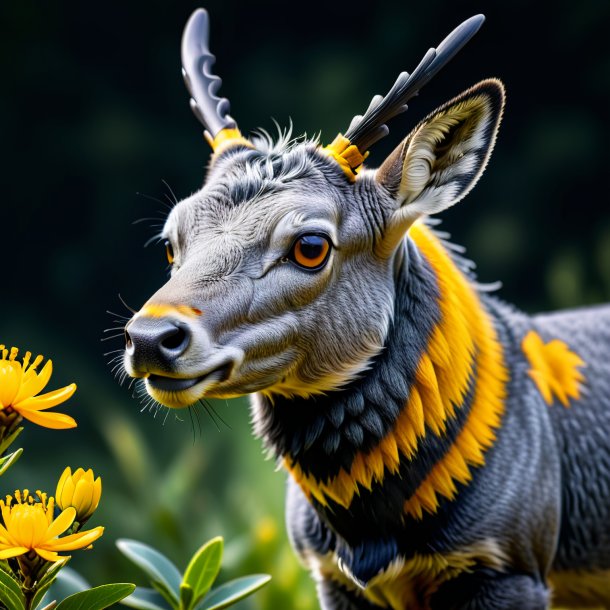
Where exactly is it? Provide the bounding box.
[0,0,609,608]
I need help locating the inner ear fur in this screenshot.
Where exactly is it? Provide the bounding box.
[376,78,505,255]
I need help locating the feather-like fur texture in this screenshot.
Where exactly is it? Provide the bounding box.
[123,13,610,606]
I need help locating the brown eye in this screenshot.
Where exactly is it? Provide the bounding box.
[165,240,174,264]
[290,234,331,270]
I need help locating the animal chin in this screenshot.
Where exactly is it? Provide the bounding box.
[145,363,233,408]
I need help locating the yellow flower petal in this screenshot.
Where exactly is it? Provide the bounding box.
[0,347,78,429]
[55,467,72,504]
[19,409,77,429]
[1,505,12,530]
[0,491,103,560]
[44,526,104,551]
[60,475,76,508]
[93,478,102,511]
[15,383,77,412]
[73,480,93,516]
[56,467,102,521]
[13,360,53,405]
[36,548,63,562]
[0,546,29,559]
[44,507,76,540]
[0,362,22,408]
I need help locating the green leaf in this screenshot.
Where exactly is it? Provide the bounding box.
[35,566,90,610]
[179,583,193,610]
[182,537,223,606]
[116,539,182,603]
[0,426,23,455]
[37,558,70,589]
[0,565,26,610]
[52,567,90,594]
[150,580,179,610]
[33,580,57,610]
[0,447,23,475]
[120,587,168,610]
[33,559,73,610]
[198,575,271,610]
[0,560,17,578]
[55,583,135,610]
[38,603,57,610]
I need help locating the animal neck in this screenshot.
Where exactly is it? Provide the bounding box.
[253,222,507,528]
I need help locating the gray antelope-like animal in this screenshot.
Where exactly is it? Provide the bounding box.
[122,9,610,610]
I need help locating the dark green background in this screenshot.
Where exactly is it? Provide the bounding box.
[1,0,609,607]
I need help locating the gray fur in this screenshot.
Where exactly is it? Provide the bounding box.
[122,16,610,608]
[126,142,397,401]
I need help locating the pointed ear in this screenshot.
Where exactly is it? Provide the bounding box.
[376,79,505,256]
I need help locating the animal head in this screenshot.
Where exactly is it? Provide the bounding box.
[123,9,505,408]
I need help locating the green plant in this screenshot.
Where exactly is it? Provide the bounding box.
[117,537,271,610]
[0,345,135,610]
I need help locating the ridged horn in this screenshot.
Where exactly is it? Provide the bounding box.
[181,9,252,153]
[323,14,485,180]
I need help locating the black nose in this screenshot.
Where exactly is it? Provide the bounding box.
[125,317,191,371]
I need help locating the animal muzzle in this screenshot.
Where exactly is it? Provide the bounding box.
[123,304,242,408]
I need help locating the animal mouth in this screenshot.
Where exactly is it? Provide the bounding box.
[145,362,234,407]
[147,374,205,392]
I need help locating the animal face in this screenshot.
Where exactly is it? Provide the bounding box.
[124,141,397,406]
[123,10,503,409]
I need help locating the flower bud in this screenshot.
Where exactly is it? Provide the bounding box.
[56,467,102,523]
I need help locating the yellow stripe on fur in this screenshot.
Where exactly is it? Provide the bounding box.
[522,331,585,407]
[549,568,610,608]
[311,538,508,610]
[285,223,505,510]
[138,304,202,319]
[403,223,507,519]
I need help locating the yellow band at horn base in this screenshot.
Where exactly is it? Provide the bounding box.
[205,128,254,155]
[322,134,368,181]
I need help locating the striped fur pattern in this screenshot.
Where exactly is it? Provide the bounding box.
[122,65,610,610]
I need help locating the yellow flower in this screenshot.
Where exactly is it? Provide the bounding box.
[56,467,102,523]
[0,346,77,429]
[0,490,103,562]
